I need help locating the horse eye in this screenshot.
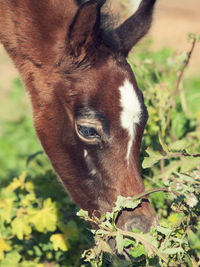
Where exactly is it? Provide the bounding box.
[77,125,101,139]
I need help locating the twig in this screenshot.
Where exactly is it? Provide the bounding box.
[174,37,196,102]
[182,151,200,158]
[165,151,200,159]
[150,151,200,164]
[165,37,197,136]
[131,187,179,201]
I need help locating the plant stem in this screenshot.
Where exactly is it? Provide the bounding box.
[165,37,197,136]
[131,187,177,201]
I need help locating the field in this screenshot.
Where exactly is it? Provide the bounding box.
[0,1,200,266]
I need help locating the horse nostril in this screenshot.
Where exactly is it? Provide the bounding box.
[125,215,158,233]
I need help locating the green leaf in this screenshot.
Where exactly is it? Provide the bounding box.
[162,247,184,255]
[124,238,135,248]
[99,240,113,254]
[174,172,197,182]
[167,213,184,225]
[0,251,21,267]
[142,148,164,168]
[58,220,79,241]
[50,233,69,252]
[0,196,14,223]
[132,228,142,234]
[180,158,200,172]
[11,217,32,240]
[115,195,141,212]
[156,226,171,236]
[130,244,146,258]
[183,77,200,117]
[116,234,125,254]
[169,139,191,151]
[20,192,36,207]
[172,112,188,139]
[7,171,27,192]
[102,220,113,229]
[77,209,89,221]
[29,198,58,232]
[95,229,109,237]
[0,238,11,260]
[33,245,42,257]
[156,160,180,178]
[137,232,159,255]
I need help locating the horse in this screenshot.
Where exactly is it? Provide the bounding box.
[0,0,157,233]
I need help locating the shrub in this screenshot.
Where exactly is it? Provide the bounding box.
[0,156,93,266]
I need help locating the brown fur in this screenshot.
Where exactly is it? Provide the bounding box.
[0,0,157,232]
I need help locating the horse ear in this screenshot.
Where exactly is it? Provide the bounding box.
[68,0,105,57]
[105,0,156,56]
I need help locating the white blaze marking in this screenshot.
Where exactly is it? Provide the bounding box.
[119,79,141,163]
[131,0,142,13]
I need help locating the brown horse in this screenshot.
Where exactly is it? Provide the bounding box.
[0,0,157,233]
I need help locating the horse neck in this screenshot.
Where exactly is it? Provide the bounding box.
[0,1,95,209]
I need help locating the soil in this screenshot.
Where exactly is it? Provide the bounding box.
[0,0,199,93]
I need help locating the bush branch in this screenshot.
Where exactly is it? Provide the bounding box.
[165,36,197,136]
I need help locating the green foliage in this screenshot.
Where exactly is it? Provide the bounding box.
[0,162,93,266]
[0,78,41,181]
[78,169,200,266]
